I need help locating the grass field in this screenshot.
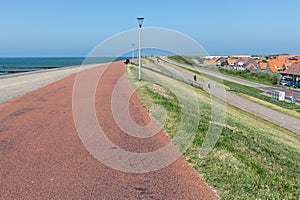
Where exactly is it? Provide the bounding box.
[207,66,279,86]
[126,63,300,199]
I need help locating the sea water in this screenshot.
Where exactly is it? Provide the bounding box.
[0,57,127,74]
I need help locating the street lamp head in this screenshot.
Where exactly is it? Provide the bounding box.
[137,17,144,28]
[136,17,144,81]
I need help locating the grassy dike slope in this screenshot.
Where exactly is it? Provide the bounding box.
[126,64,300,199]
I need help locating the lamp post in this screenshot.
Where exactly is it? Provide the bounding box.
[131,44,135,63]
[137,17,144,81]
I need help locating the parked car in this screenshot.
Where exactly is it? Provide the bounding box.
[293,82,300,88]
[281,81,293,87]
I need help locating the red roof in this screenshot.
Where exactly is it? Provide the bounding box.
[281,63,300,76]
[259,62,267,70]
[204,60,218,65]
[267,60,284,72]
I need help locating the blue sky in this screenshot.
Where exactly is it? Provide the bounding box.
[0,0,299,57]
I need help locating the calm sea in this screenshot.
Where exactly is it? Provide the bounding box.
[0,57,127,74]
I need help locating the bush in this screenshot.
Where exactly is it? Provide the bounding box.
[268,74,279,84]
[219,69,280,85]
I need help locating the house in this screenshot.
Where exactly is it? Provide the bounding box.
[281,62,300,78]
[233,57,259,71]
[278,54,299,62]
[254,59,268,71]
[277,55,289,63]
[227,59,238,67]
[235,57,250,70]
[216,57,228,66]
[254,59,262,64]
[276,55,299,67]
[281,63,300,82]
[245,58,261,72]
[285,59,296,67]
[259,62,267,71]
[266,60,284,73]
[204,59,218,66]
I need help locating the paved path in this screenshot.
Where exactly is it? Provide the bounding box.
[0,64,99,105]
[150,58,300,135]
[0,62,217,199]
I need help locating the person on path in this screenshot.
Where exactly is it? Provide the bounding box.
[194,75,197,81]
[207,81,211,89]
[290,89,295,104]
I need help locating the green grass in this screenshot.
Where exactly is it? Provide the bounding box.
[126,64,300,199]
[224,80,263,94]
[135,83,181,139]
[218,68,279,86]
[199,64,280,86]
[141,58,174,75]
[168,56,197,65]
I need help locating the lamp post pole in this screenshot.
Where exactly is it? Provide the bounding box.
[132,44,135,63]
[137,17,144,81]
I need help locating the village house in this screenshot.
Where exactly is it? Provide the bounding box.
[277,55,299,68]
[234,57,248,70]
[266,60,285,73]
[234,57,261,71]
[203,59,218,65]
[259,62,267,71]
[254,59,262,64]
[245,58,261,72]
[216,57,228,66]
[227,58,238,67]
[202,55,299,75]
[285,59,296,67]
[281,62,300,83]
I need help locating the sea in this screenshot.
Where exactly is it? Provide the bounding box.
[0,57,128,75]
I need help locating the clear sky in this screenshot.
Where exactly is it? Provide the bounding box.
[0,0,299,57]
